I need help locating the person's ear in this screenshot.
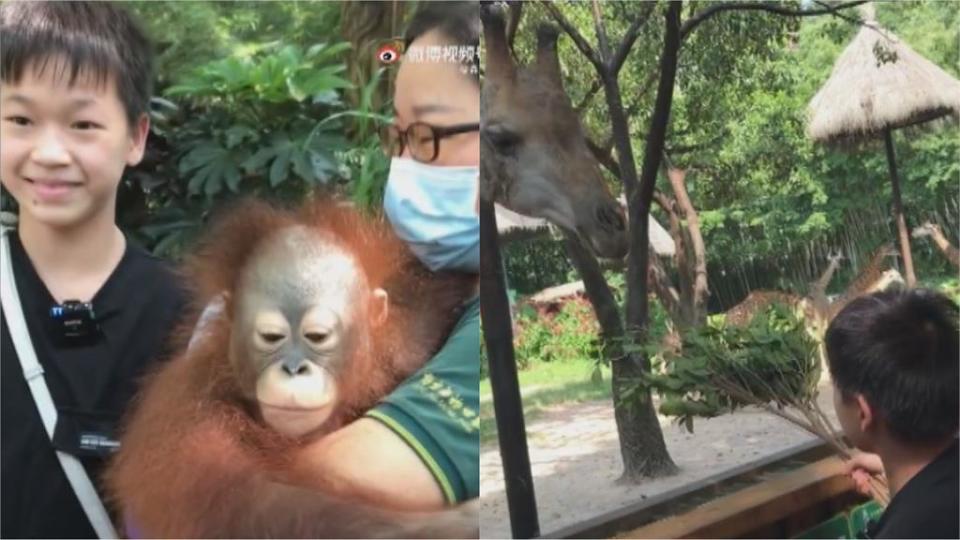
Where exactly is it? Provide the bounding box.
[370,288,389,328]
[856,394,875,433]
[126,113,150,166]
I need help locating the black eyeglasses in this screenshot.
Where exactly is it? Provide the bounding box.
[381,122,479,163]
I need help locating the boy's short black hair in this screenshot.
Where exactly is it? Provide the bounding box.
[825,288,959,443]
[0,1,154,127]
[404,1,479,84]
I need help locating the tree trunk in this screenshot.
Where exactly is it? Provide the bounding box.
[667,167,709,327]
[599,2,684,481]
[883,129,917,287]
[563,233,623,340]
[667,184,696,328]
[339,1,402,132]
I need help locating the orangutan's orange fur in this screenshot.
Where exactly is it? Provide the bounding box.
[104,197,475,538]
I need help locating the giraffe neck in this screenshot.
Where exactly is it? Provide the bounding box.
[929,227,960,267]
[844,251,889,298]
[813,258,842,296]
[827,248,894,320]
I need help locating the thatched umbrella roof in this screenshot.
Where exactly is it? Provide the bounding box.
[495,201,676,256]
[805,3,959,288]
[807,5,960,143]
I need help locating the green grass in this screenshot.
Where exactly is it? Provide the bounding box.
[480,360,612,444]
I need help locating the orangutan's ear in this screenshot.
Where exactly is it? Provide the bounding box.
[370,288,389,328]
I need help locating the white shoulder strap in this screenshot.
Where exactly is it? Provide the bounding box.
[0,227,119,539]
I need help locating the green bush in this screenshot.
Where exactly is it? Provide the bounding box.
[501,238,574,295]
[121,41,389,258]
[642,303,820,433]
[480,297,603,378]
[514,299,603,369]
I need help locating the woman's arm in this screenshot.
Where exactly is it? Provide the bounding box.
[292,418,447,510]
[188,295,480,511]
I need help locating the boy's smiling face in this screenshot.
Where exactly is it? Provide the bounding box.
[0,58,149,229]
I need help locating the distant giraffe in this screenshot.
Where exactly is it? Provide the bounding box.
[724,251,844,328]
[824,243,903,319]
[807,251,844,323]
[912,221,959,268]
[723,245,901,328]
[718,246,902,386]
[723,290,808,327]
[810,251,845,297]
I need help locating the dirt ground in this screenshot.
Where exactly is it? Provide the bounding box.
[479,386,840,539]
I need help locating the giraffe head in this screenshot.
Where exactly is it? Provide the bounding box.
[877,242,898,259]
[480,5,628,259]
[868,269,906,293]
[912,221,941,239]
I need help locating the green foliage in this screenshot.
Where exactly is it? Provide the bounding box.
[644,304,820,433]
[513,1,958,301]
[512,299,604,370]
[484,272,672,383]
[341,67,394,210]
[683,4,959,282]
[123,41,390,258]
[126,1,342,85]
[502,238,575,296]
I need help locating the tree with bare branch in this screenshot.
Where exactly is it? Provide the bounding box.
[537,0,868,481]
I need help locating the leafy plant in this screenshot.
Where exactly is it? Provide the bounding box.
[122,41,391,257]
[506,298,603,371]
[644,304,819,430]
[642,303,890,503]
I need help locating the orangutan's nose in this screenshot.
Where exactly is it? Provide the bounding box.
[282,358,312,377]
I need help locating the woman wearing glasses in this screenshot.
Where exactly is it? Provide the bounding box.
[295,1,481,512]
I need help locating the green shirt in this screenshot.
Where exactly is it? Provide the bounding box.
[366,296,479,503]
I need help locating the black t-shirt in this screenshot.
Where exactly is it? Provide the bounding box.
[1,232,186,539]
[867,438,959,539]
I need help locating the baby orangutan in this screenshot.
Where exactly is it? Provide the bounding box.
[105,198,477,538]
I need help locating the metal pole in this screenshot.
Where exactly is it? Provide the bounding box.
[479,199,540,539]
[883,128,917,287]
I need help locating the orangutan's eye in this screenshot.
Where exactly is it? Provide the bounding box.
[304,331,328,345]
[260,332,285,344]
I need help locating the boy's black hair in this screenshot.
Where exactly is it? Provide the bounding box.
[825,288,959,443]
[0,1,154,127]
[403,1,479,84]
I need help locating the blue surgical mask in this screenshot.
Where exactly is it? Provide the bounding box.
[384,157,479,272]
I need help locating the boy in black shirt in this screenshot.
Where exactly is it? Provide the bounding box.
[0,2,185,537]
[825,289,959,539]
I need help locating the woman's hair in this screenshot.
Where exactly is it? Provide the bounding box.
[404,1,479,84]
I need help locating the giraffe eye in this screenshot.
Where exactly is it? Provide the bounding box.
[483,123,521,155]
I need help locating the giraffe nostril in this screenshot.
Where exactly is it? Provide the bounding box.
[596,204,626,232]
